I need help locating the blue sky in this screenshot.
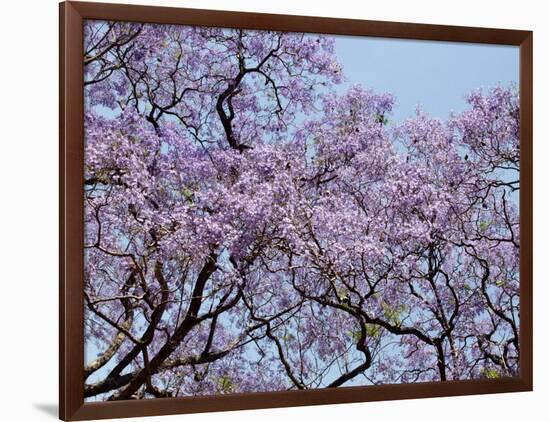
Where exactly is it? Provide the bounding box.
[334,36,519,121]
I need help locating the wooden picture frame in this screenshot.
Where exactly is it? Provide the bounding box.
[60,1,533,420]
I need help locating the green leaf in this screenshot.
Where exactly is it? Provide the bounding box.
[365,324,382,338]
[482,368,500,379]
[375,113,389,125]
[181,186,194,203]
[479,220,491,231]
[336,288,349,302]
[382,302,407,326]
[347,330,362,342]
[218,376,234,393]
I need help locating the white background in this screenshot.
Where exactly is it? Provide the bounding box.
[0,0,547,420]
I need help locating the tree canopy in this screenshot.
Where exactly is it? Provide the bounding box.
[83,21,520,400]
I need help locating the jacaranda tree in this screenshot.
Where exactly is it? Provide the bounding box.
[83,21,520,400]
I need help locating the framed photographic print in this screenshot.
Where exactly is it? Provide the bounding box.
[59,1,533,420]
